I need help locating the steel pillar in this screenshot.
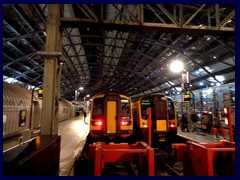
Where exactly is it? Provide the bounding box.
[41,4,63,135]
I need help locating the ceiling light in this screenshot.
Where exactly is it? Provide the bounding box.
[175,87,182,91]
[208,75,225,82]
[170,60,184,73]
[195,70,200,74]
[215,75,225,82]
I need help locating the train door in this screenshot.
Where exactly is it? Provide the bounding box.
[106,100,117,134]
[105,95,120,134]
[153,96,168,132]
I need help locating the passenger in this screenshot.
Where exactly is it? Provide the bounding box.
[75,109,80,118]
[202,112,211,133]
[191,112,198,132]
[212,115,222,139]
[180,112,189,132]
[83,110,87,124]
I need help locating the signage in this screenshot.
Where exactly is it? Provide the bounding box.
[184,93,191,102]
[38,89,43,99]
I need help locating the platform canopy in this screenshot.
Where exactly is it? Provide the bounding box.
[3,4,235,101]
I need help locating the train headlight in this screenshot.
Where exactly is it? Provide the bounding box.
[142,122,148,128]
[91,119,103,126]
[121,120,131,126]
[169,122,176,127]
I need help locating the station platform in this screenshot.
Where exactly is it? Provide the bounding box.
[3,117,231,176]
[3,114,90,176]
[177,126,230,143]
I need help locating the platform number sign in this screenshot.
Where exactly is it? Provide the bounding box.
[38,89,43,99]
[184,93,191,102]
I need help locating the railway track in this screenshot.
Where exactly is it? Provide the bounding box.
[155,149,183,176]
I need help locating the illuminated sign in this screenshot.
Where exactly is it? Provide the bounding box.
[38,89,43,99]
[184,94,191,102]
[141,102,151,106]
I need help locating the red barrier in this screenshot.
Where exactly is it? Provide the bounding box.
[173,140,235,176]
[89,141,155,176]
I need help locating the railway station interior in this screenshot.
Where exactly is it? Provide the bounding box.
[3,4,237,176]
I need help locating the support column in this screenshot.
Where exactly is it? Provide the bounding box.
[41,4,63,135]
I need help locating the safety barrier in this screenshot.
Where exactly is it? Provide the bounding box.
[88,141,155,176]
[172,140,235,176]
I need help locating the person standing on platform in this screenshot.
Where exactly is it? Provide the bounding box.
[191,112,198,132]
[213,115,222,139]
[181,112,189,132]
[75,108,80,118]
[202,112,211,133]
[83,110,87,124]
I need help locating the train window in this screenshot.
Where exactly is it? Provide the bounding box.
[155,101,167,120]
[141,106,148,119]
[168,101,175,119]
[19,110,27,127]
[141,98,151,119]
[92,98,104,117]
[121,99,130,117]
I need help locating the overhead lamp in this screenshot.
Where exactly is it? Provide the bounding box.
[215,75,225,82]
[170,60,184,73]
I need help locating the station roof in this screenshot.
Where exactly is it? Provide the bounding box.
[3,4,235,101]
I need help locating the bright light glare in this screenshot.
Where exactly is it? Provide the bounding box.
[97,121,102,126]
[215,76,225,82]
[170,60,184,73]
[4,77,17,83]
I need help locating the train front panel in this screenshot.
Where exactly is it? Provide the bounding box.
[89,92,133,141]
[133,94,177,142]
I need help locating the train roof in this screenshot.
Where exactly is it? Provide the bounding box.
[132,93,174,103]
[92,91,131,99]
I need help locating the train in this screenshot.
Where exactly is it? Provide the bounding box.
[87,91,134,144]
[3,82,76,139]
[75,92,178,175]
[132,93,178,146]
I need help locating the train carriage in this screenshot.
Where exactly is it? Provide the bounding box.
[132,93,177,144]
[89,91,133,143]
